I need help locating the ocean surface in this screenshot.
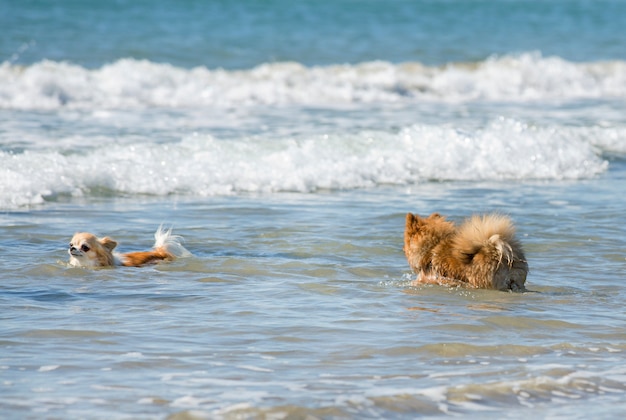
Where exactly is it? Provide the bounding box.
[1,0,625,418]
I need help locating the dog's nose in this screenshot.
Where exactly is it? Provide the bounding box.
[69,245,76,252]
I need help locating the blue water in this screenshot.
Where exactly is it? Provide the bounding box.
[4,0,626,69]
[1,1,626,419]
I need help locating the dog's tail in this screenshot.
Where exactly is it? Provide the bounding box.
[454,214,518,266]
[120,226,191,267]
[153,225,191,258]
[454,214,527,289]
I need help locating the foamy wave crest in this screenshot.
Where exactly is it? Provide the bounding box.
[1,53,625,109]
[0,118,609,208]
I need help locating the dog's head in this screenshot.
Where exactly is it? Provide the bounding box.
[404,212,446,246]
[404,212,454,271]
[68,232,117,268]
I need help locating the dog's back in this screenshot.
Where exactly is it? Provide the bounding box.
[119,226,190,267]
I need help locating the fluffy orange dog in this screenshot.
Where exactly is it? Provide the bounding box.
[404,213,528,291]
[68,226,189,268]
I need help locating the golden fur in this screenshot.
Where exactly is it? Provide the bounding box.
[404,213,528,291]
[68,226,189,268]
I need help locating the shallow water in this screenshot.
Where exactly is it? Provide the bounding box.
[2,169,626,418]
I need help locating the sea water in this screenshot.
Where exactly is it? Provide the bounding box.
[1,0,625,418]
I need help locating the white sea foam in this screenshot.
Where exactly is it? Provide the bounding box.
[38,365,60,372]
[0,118,610,209]
[1,53,625,109]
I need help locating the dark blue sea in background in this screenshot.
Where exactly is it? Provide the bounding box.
[1,1,625,419]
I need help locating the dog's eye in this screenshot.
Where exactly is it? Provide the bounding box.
[81,244,90,252]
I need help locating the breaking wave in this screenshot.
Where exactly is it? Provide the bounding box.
[1,53,625,109]
[0,118,611,208]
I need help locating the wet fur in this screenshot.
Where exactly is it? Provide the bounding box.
[68,226,189,268]
[404,213,528,291]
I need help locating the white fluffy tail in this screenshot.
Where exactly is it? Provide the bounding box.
[153,225,192,258]
[455,214,518,267]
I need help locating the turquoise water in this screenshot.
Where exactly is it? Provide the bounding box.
[4,0,626,68]
[1,0,625,418]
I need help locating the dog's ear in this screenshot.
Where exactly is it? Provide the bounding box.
[99,237,118,252]
[406,213,422,231]
[428,212,442,219]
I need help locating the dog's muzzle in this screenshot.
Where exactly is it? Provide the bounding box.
[69,244,90,256]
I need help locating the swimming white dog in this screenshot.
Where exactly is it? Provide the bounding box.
[68,226,189,268]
